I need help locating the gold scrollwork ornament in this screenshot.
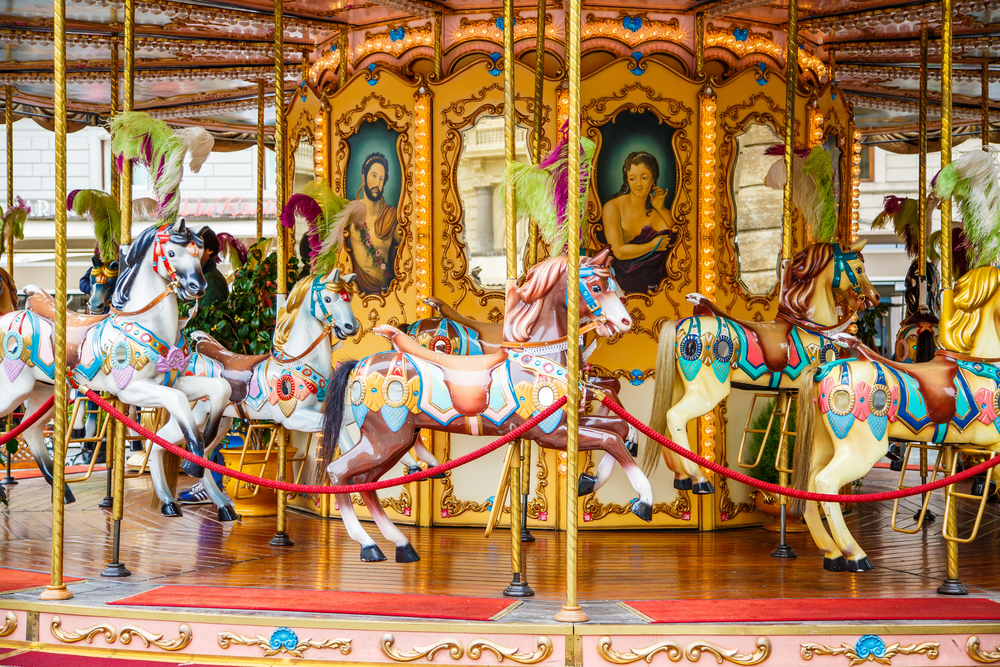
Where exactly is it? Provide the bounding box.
[686,639,772,665]
[800,639,939,666]
[50,616,116,644]
[381,634,464,661]
[218,628,350,658]
[0,611,16,638]
[467,637,554,664]
[597,636,683,663]
[968,636,1000,664]
[119,624,193,651]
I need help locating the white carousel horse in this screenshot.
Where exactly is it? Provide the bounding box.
[150,269,361,518]
[0,219,232,503]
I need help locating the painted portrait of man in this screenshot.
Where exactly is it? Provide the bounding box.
[345,151,402,294]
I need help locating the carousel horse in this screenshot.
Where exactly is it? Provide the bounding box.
[318,249,652,562]
[0,220,232,502]
[150,268,361,518]
[790,266,1000,571]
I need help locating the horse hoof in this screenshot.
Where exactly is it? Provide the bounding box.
[631,500,653,523]
[673,478,693,490]
[217,505,239,522]
[395,544,421,563]
[824,556,849,572]
[407,465,423,476]
[578,474,597,497]
[161,502,183,517]
[361,544,387,562]
[626,439,638,458]
[886,443,902,462]
[846,557,874,572]
[181,460,204,478]
[63,485,76,505]
[692,481,716,495]
[889,458,905,472]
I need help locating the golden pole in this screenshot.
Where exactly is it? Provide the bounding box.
[40,0,73,602]
[500,0,530,598]
[937,0,966,598]
[982,60,990,150]
[339,29,349,89]
[270,0,293,549]
[918,28,928,276]
[433,13,443,82]
[257,79,265,240]
[5,84,13,274]
[554,0,586,625]
[771,0,798,561]
[529,0,546,268]
[695,12,705,78]
[109,46,119,204]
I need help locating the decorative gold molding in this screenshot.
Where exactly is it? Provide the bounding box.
[467,637,554,664]
[688,639,772,665]
[801,639,938,666]
[582,14,684,49]
[219,629,351,658]
[50,616,116,644]
[381,634,465,661]
[119,624,193,652]
[968,636,1000,664]
[0,611,16,638]
[597,636,683,664]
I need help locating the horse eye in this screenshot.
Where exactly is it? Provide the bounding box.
[168,250,175,258]
[591,285,602,293]
[324,296,332,303]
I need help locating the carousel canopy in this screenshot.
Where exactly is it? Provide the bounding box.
[1,0,998,149]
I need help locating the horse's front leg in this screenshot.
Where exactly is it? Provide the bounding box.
[21,386,75,504]
[170,375,232,449]
[116,380,206,478]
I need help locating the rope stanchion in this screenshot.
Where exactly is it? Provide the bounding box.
[82,389,567,495]
[601,396,1000,504]
[0,396,55,446]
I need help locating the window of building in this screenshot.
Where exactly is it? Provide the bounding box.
[264,149,276,190]
[859,145,873,182]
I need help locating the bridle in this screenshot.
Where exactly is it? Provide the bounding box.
[271,274,350,364]
[112,223,198,318]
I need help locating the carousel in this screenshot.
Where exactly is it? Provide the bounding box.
[2,0,1000,664]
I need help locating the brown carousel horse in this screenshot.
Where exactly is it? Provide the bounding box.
[0,269,16,315]
[319,248,651,562]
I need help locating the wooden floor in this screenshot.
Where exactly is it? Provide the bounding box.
[2,469,999,602]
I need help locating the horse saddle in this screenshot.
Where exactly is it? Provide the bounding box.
[692,296,793,373]
[190,331,269,404]
[25,289,108,369]
[843,338,958,424]
[378,325,508,416]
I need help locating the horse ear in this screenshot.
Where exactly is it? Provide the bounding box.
[342,273,356,284]
[110,261,119,271]
[591,246,613,266]
[850,239,868,253]
[173,217,187,234]
[92,256,102,269]
[329,268,340,283]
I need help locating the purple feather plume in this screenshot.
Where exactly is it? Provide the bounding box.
[764,143,810,158]
[883,194,903,215]
[67,189,81,211]
[538,120,591,236]
[281,193,322,230]
[216,232,248,266]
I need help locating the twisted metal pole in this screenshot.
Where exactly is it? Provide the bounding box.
[40,0,73,602]
[257,79,265,240]
[433,13,443,82]
[5,84,13,274]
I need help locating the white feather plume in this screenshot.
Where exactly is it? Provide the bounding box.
[132,197,159,220]
[174,127,215,173]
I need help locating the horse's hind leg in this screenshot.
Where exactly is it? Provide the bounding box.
[21,386,75,504]
[359,490,419,562]
[800,424,846,570]
[579,452,616,495]
[336,492,386,561]
[664,376,726,493]
[568,421,653,521]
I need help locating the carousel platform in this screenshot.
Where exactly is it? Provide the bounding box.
[2,470,1000,666]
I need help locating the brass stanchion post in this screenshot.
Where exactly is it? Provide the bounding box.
[40,0,73,601]
[257,79,265,240]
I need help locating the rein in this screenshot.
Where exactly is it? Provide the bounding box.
[501,319,604,350]
[776,307,857,336]
[110,281,176,318]
[270,275,343,365]
[271,323,334,364]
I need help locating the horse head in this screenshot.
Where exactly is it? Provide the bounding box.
[88,254,119,315]
[311,268,360,340]
[941,266,1000,356]
[780,240,879,326]
[153,218,207,301]
[580,247,632,337]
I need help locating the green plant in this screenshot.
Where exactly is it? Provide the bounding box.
[746,399,796,486]
[855,301,891,349]
[180,240,300,356]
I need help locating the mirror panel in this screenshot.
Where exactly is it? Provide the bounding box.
[732,123,783,295]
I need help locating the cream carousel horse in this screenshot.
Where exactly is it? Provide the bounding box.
[319,249,650,562]
[643,146,880,492]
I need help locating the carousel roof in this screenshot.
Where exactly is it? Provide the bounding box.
[1,0,997,147]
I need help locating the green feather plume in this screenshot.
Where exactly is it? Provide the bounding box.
[933,149,1000,269]
[0,196,29,246]
[107,111,185,223]
[801,145,837,244]
[69,189,120,262]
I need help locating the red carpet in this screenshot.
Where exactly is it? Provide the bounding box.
[10,465,105,480]
[0,568,82,593]
[625,597,1000,623]
[110,586,515,621]
[0,651,216,666]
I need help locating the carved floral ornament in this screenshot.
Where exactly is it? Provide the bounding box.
[800,635,939,665]
[597,636,771,665]
[0,611,15,638]
[380,634,554,664]
[219,626,351,658]
[49,616,192,651]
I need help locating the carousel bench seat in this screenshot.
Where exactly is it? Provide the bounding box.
[25,288,108,368]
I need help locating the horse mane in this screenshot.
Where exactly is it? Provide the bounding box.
[111,223,203,310]
[273,275,314,353]
[778,243,836,320]
[504,256,568,343]
[0,267,17,315]
[941,266,1000,353]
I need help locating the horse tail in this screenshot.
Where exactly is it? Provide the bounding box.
[916,329,937,363]
[789,365,820,516]
[316,359,358,486]
[643,320,677,477]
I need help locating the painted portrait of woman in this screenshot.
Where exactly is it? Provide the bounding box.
[601,151,678,294]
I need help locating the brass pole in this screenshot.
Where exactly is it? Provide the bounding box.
[109,45,119,204]
[529,0,546,268]
[554,0,586,625]
[982,60,990,150]
[695,12,705,78]
[433,13,443,82]
[339,29,349,89]
[270,0,293,549]
[40,0,73,602]
[257,79,265,240]
[5,84,13,275]
[829,49,836,85]
[937,0,966,598]
[918,28,928,276]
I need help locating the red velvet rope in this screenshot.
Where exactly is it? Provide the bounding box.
[601,396,1000,503]
[83,389,567,494]
[0,396,55,446]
